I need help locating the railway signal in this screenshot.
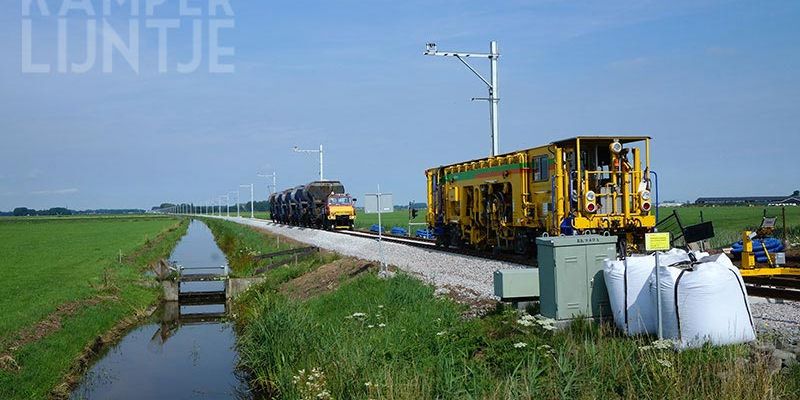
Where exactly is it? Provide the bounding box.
[409,201,419,220]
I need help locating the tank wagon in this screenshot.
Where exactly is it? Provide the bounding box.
[426,136,656,254]
[269,180,356,229]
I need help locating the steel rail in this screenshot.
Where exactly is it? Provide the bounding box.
[255,218,535,266]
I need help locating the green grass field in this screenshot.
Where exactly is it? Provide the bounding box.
[0,215,188,399]
[661,205,800,247]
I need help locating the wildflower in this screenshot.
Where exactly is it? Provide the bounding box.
[293,367,331,400]
[656,358,672,368]
[436,330,447,336]
[513,342,528,348]
[638,345,653,351]
[378,305,384,309]
[520,314,536,321]
[540,324,557,331]
[528,316,557,331]
[346,312,367,319]
[516,319,534,327]
[652,339,675,350]
[364,381,373,387]
[378,323,386,328]
[367,325,375,329]
[537,344,557,354]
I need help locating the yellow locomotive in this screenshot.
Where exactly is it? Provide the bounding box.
[425,136,656,254]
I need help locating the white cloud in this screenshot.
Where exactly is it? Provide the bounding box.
[30,188,79,195]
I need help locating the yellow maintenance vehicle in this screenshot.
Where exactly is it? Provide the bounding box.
[325,193,357,229]
[425,136,656,254]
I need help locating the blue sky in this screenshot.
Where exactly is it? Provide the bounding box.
[1,0,798,210]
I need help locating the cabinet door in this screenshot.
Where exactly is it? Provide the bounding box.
[556,247,586,319]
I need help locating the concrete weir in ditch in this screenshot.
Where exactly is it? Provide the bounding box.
[161,265,266,304]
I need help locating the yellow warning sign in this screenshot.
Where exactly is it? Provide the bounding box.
[645,232,671,251]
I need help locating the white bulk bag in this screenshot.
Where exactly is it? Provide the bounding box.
[604,249,709,336]
[655,254,755,349]
[604,256,658,335]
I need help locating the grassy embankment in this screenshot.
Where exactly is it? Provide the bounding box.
[201,217,339,280]
[0,215,188,399]
[206,219,800,399]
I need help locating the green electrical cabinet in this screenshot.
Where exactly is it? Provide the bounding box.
[493,268,539,301]
[536,235,618,320]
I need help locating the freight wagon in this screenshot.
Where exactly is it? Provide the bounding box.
[269,180,356,229]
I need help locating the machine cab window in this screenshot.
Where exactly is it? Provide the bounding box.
[328,196,352,205]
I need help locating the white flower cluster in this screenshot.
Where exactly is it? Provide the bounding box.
[347,308,388,330]
[513,342,528,349]
[516,314,535,327]
[516,314,557,331]
[346,312,367,319]
[655,358,672,368]
[639,339,676,352]
[537,344,557,355]
[652,339,675,350]
[292,367,332,400]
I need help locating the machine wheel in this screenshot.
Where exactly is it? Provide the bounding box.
[514,235,533,256]
[448,225,463,248]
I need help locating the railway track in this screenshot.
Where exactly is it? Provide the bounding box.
[744,276,800,302]
[255,217,536,266]
[335,228,537,266]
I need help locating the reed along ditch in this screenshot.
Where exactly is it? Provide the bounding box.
[70,220,256,399]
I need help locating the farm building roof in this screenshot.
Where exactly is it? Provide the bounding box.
[695,191,800,205]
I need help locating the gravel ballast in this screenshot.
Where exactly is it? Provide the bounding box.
[218,216,523,299]
[751,298,800,339]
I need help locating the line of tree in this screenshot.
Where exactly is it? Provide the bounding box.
[1,207,146,217]
[152,201,272,213]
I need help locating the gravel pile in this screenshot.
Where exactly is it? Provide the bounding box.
[219,217,523,299]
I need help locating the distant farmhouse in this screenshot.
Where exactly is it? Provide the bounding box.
[695,190,800,206]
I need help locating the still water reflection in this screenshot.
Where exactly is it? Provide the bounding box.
[71,220,253,399]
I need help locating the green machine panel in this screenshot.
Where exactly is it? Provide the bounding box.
[536,235,618,320]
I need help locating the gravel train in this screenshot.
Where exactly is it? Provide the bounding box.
[426,136,656,254]
[269,180,356,229]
